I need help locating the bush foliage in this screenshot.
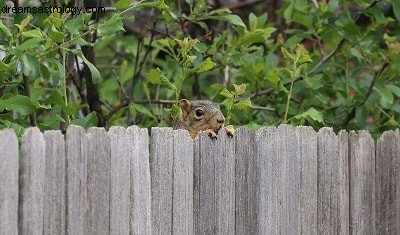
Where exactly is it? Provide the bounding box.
[0,0,399,137]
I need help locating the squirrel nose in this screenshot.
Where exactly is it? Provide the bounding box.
[217,116,225,124]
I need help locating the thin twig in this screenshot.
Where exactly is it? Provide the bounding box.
[341,61,389,126]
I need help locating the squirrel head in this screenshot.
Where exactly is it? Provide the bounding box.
[178,99,225,138]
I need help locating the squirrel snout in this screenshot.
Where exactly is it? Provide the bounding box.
[216,116,225,124]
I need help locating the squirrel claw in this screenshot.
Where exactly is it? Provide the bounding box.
[204,129,218,139]
[224,125,235,138]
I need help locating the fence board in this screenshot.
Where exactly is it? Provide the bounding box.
[0,129,18,235]
[235,127,257,234]
[87,128,110,235]
[66,125,88,235]
[150,127,174,234]
[194,130,235,234]
[349,131,376,235]
[129,126,152,234]
[279,125,300,234]
[43,131,66,235]
[172,129,194,235]
[256,126,278,234]
[376,129,400,234]
[19,127,45,235]
[297,126,318,235]
[317,128,350,234]
[109,127,131,235]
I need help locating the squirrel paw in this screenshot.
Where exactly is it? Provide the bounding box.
[204,129,218,139]
[224,125,235,137]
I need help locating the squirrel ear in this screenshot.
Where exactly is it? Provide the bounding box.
[179,99,191,120]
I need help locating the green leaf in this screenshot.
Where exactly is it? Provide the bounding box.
[0,95,36,115]
[293,107,324,124]
[234,98,252,109]
[147,68,162,84]
[297,54,312,65]
[0,60,17,72]
[134,103,155,118]
[374,86,394,108]
[70,112,98,128]
[281,47,294,60]
[115,0,131,9]
[48,25,65,42]
[220,88,234,99]
[386,84,400,98]
[249,13,257,30]
[21,28,42,38]
[65,14,85,35]
[196,58,215,73]
[22,54,40,77]
[159,72,177,91]
[236,28,276,46]
[16,38,42,52]
[208,14,246,28]
[15,14,33,32]
[74,50,101,84]
[99,15,125,36]
[147,68,176,90]
[233,83,246,95]
[0,20,12,38]
[393,0,400,21]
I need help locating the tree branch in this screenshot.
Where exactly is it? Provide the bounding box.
[341,61,389,127]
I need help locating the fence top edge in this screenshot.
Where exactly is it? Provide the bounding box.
[1,125,399,140]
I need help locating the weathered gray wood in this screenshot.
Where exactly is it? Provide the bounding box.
[337,130,350,234]
[376,129,400,234]
[279,125,300,234]
[129,126,152,234]
[86,128,110,235]
[255,126,278,234]
[0,129,18,235]
[150,127,173,234]
[317,128,349,234]
[172,129,194,235]
[19,127,45,235]
[349,131,376,235]
[235,127,257,234]
[66,125,88,235]
[43,131,66,235]
[109,127,130,235]
[296,126,318,235]
[194,130,235,234]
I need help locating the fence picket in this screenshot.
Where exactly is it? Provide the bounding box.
[109,127,130,235]
[66,125,88,235]
[172,129,194,235]
[235,127,257,234]
[19,127,45,235]
[317,128,350,234]
[43,131,66,235]
[376,129,400,234]
[150,127,174,234]
[349,131,376,235]
[297,126,318,235]
[129,126,152,234]
[87,128,110,235]
[194,130,235,234]
[0,129,18,235]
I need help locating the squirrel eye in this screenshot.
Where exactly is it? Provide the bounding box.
[195,108,204,118]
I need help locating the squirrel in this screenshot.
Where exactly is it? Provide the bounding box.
[174,99,235,139]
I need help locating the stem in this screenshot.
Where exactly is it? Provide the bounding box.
[283,61,298,123]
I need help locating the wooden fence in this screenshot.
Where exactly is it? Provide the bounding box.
[0,125,399,235]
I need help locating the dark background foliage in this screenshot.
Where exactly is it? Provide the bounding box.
[0,0,399,138]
